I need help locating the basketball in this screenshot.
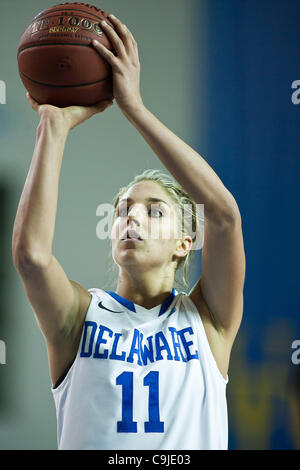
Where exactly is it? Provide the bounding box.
[17,2,115,107]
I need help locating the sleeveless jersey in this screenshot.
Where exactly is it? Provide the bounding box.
[51,287,229,450]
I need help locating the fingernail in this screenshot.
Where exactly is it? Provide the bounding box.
[109,14,115,19]
[101,20,107,26]
[92,39,99,45]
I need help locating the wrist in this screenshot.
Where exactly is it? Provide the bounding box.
[121,100,148,121]
[37,113,70,138]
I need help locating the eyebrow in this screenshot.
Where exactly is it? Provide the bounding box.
[118,197,170,206]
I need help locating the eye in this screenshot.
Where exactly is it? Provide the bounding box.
[116,205,164,217]
[117,205,128,217]
[150,207,163,217]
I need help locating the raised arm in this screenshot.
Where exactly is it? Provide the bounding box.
[12,94,113,385]
[92,14,245,380]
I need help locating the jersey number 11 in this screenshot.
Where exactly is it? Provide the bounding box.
[116,370,164,433]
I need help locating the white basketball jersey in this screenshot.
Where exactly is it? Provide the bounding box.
[52,287,229,450]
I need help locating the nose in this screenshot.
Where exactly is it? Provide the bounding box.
[126,204,145,225]
[126,211,140,227]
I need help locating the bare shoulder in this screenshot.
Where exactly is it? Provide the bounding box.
[70,280,93,317]
[187,285,233,381]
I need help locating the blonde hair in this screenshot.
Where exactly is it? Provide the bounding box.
[103,169,204,292]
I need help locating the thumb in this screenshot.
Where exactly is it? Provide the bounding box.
[26,92,40,112]
[91,99,114,112]
[66,99,114,129]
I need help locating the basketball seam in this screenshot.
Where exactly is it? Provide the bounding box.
[18,43,113,55]
[32,7,108,24]
[19,70,111,88]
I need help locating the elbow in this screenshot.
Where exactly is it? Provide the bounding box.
[12,244,51,273]
[209,197,241,230]
[223,200,241,226]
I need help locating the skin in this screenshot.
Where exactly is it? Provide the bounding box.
[25,14,143,131]
[18,13,245,385]
[110,180,192,309]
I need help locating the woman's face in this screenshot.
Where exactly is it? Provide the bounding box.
[110,180,188,272]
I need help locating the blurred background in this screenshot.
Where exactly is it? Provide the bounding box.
[0,0,299,449]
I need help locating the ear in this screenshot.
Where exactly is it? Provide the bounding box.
[173,235,193,261]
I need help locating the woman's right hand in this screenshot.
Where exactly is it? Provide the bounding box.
[26,92,114,131]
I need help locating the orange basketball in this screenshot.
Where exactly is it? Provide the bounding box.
[17,2,115,107]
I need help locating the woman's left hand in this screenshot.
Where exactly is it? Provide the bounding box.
[92,14,143,114]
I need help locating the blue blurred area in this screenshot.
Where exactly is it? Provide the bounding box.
[195,0,300,449]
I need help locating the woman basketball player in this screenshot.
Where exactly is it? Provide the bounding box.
[12,14,245,449]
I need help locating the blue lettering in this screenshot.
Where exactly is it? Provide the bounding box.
[109,332,126,361]
[80,321,97,357]
[168,327,187,362]
[155,331,173,361]
[126,329,143,365]
[177,327,199,361]
[139,333,154,365]
[80,322,199,365]
[93,325,113,358]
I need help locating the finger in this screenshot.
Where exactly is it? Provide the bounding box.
[107,15,135,47]
[65,100,113,129]
[26,92,40,112]
[94,99,114,108]
[108,14,132,38]
[107,15,138,56]
[92,39,118,68]
[100,19,127,58]
[89,99,114,114]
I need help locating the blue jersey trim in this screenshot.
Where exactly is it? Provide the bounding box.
[105,288,176,316]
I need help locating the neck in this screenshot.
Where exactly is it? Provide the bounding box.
[116,269,174,309]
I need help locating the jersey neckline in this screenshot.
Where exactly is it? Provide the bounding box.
[105,287,177,317]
